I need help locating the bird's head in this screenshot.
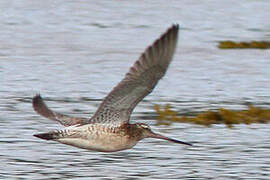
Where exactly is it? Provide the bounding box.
[135,123,192,146]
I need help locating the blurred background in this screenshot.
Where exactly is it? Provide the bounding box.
[1,0,269,179]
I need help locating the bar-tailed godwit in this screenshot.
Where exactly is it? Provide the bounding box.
[33,24,192,152]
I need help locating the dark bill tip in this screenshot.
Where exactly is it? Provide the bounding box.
[149,132,192,146]
[167,138,193,146]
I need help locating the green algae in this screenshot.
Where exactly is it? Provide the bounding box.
[218,41,270,49]
[154,104,270,128]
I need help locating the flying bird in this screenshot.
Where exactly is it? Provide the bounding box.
[33,24,192,152]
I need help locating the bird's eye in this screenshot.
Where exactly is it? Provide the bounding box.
[140,124,149,129]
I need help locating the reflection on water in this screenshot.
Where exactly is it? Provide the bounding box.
[1,0,270,179]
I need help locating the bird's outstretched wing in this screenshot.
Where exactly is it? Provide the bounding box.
[32,94,88,127]
[33,25,179,127]
[89,24,179,125]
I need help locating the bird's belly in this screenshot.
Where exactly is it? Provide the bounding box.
[57,134,137,152]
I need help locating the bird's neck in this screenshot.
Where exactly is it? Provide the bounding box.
[124,123,144,141]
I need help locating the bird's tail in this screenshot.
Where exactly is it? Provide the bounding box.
[34,125,80,141]
[33,131,60,140]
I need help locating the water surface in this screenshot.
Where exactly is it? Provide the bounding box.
[1,0,270,179]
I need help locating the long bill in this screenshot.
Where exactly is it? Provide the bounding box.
[148,132,192,146]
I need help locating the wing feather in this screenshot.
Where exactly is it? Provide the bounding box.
[33,24,179,126]
[90,24,179,125]
[32,94,88,127]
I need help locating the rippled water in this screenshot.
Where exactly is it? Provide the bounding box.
[1,0,270,179]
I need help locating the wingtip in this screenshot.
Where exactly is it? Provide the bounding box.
[33,93,42,102]
[163,24,179,39]
[172,23,179,30]
[167,24,179,33]
[32,94,47,110]
[32,94,54,118]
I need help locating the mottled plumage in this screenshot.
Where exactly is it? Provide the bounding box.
[33,24,192,152]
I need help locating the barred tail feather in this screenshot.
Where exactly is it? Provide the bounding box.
[33,132,58,140]
[34,126,79,140]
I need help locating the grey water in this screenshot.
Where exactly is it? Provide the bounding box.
[1,0,270,179]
